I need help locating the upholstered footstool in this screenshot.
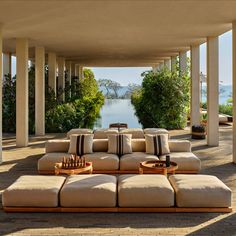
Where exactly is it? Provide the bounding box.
[169,175,232,208]
[118,174,174,207]
[2,175,66,207]
[60,174,117,207]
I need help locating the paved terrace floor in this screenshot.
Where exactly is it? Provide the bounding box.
[0,126,236,236]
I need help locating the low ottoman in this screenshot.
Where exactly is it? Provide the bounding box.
[169,174,232,208]
[118,174,174,207]
[2,175,66,207]
[60,174,117,207]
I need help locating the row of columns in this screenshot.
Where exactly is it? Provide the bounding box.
[0,37,84,154]
[152,40,219,148]
[190,37,219,147]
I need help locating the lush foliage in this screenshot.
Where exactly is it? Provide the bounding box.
[3,67,104,133]
[201,100,233,116]
[131,69,190,129]
[45,69,104,132]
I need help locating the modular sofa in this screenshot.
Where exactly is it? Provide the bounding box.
[2,174,232,213]
[38,139,201,174]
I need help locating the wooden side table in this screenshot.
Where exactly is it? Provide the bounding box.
[55,162,93,175]
[139,160,178,176]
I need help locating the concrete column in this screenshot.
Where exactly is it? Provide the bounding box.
[171,56,177,72]
[164,59,171,70]
[66,61,72,98]
[35,46,45,136]
[159,62,164,70]
[58,57,65,101]
[3,53,11,77]
[207,36,219,146]
[0,27,3,163]
[16,38,28,147]
[75,64,79,77]
[78,65,84,80]
[190,45,200,127]
[232,21,236,163]
[71,63,76,77]
[179,51,188,76]
[48,52,57,93]
[152,65,159,72]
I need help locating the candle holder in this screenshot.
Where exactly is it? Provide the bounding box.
[166,155,170,167]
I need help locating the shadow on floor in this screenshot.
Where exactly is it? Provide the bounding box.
[0,211,226,235]
[187,213,236,235]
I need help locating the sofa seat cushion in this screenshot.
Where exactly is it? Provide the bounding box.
[82,152,119,170]
[118,174,174,207]
[169,175,232,208]
[38,153,71,171]
[2,175,66,207]
[60,174,117,207]
[120,152,159,171]
[159,152,201,172]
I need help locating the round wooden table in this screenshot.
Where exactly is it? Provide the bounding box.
[139,160,178,176]
[54,162,93,175]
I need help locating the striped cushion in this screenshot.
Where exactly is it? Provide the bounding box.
[108,134,132,156]
[68,134,93,156]
[145,134,170,156]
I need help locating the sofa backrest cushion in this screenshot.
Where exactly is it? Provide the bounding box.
[66,128,93,139]
[120,128,144,139]
[144,128,169,135]
[93,128,119,139]
[45,139,191,153]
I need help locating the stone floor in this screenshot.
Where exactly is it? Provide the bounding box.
[0,126,236,236]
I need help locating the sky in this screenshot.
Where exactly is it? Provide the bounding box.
[10,30,233,86]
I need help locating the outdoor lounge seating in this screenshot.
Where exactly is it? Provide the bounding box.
[2,174,232,213]
[38,128,201,174]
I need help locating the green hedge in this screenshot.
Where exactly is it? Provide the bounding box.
[131,69,190,129]
[3,67,104,133]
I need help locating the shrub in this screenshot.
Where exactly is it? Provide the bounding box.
[131,69,190,129]
[3,67,104,133]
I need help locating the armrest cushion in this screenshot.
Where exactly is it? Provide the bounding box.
[168,140,191,152]
[45,140,70,153]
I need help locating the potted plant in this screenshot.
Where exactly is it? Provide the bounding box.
[191,124,206,139]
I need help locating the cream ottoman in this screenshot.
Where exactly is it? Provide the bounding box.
[2,175,66,207]
[118,174,174,207]
[169,174,232,208]
[60,174,117,207]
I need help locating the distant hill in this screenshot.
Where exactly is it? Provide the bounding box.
[99,86,129,97]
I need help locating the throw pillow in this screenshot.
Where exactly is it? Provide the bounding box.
[108,134,132,155]
[145,134,170,156]
[68,134,93,156]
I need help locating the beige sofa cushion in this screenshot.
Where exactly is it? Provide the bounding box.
[169,175,232,207]
[68,134,93,155]
[132,139,146,152]
[66,128,93,139]
[93,139,108,152]
[144,128,169,135]
[168,140,191,152]
[60,174,117,207]
[120,152,159,170]
[94,128,118,139]
[82,152,119,170]
[145,134,170,156]
[159,152,201,172]
[118,174,174,207]
[46,140,70,153]
[2,175,65,207]
[108,134,132,155]
[120,128,144,139]
[38,153,71,171]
